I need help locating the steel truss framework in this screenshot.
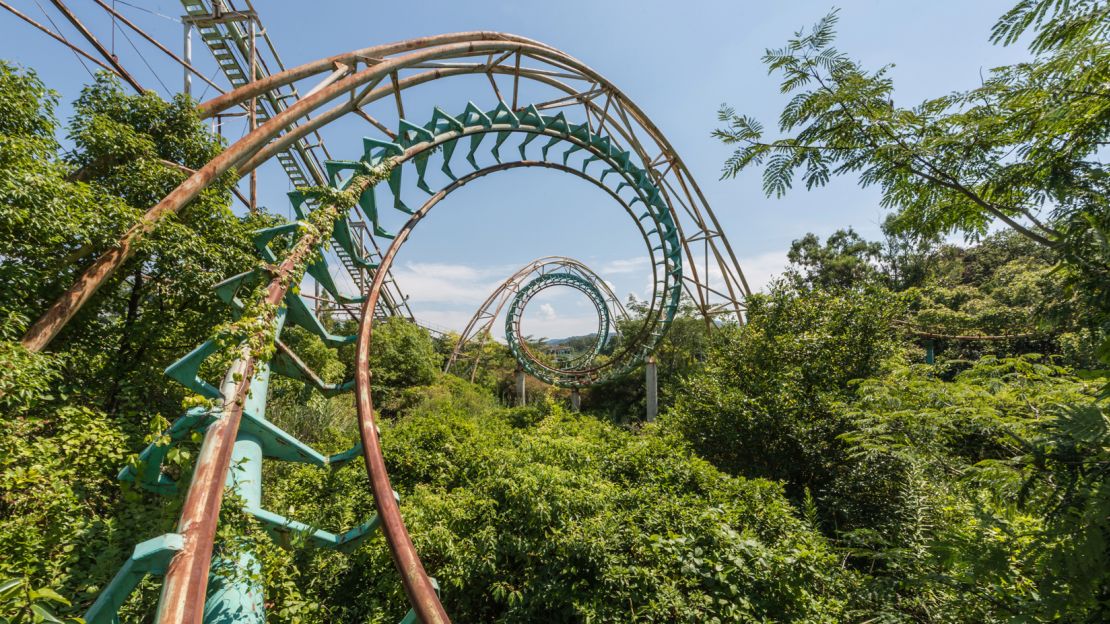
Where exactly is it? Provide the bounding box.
[444,256,632,387]
[47,33,756,624]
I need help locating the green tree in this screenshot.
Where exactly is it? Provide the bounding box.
[709,18,1110,615]
[667,284,904,495]
[839,356,1105,621]
[368,317,440,412]
[583,297,713,422]
[714,2,1110,345]
[442,329,522,402]
[0,63,138,327]
[787,227,882,289]
[0,66,270,620]
[1,66,266,418]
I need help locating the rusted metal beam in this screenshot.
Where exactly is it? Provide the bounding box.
[353,109,397,139]
[155,158,250,209]
[389,71,404,119]
[484,49,515,70]
[248,16,258,214]
[302,62,350,99]
[154,354,253,624]
[190,30,741,330]
[197,32,559,117]
[0,0,118,75]
[47,0,144,93]
[531,87,605,111]
[244,66,638,176]
[511,52,521,109]
[485,71,504,103]
[155,176,367,623]
[180,9,256,27]
[121,108,676,620]
[25,42,527,350]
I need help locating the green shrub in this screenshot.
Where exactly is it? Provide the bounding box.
[261,380,849,622]
[666,283,904,490]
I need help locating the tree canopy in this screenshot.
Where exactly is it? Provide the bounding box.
[715,0,1110,343]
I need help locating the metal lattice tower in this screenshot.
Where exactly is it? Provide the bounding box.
[179,0,411,321]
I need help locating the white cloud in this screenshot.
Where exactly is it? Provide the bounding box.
[738,249,790,293]
[308,250,791,337]
[521,314,601,340]
[599,256,649,275]
[387,261,513,305]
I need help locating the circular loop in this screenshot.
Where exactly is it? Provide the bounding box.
[445,255,633,382]
[505,272,615,385]
[334,102,687,386]
[97,32,757,624]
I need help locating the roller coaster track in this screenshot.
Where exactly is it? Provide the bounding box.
[20,32,757,623]
[445,256,631,386]
[179,0,410,321]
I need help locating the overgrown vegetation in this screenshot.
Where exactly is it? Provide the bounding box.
[1,0,1108,621]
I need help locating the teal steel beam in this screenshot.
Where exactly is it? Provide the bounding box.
[247,488,398,552]
[83,534,184,624]
[504,272,615,387]
[89,100,692,622]
[203,360,271,624]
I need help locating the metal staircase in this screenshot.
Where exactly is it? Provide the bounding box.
[180,0,412,320]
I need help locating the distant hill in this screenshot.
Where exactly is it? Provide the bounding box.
[544,333,597,346]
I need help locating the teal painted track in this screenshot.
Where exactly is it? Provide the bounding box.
[84,100,685,623]
[505,272,616,387]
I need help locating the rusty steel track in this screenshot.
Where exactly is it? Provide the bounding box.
[154,176,374,622]
[445,256,630,382]
[23,31,750,352]
[19,32,755,623]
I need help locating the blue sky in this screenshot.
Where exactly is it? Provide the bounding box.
[0,0,1030,337]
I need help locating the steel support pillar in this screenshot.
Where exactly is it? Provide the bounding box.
[202,363,270,624]
[183,23,192,96]
[247,16,258,214]
[645,356,657,422]
[570,389,581,412]
[515,367,526,407]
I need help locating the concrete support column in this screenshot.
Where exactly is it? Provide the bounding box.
[570,389,581,412]
[515,367,526,407]
[645,356,658,423]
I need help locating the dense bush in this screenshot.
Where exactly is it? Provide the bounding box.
[356,317,444,414]
[667,284,904,490]
[261,377,850,623]
[0,64,262,621]
[666,280,1107,621]
[836,356,1104,621]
